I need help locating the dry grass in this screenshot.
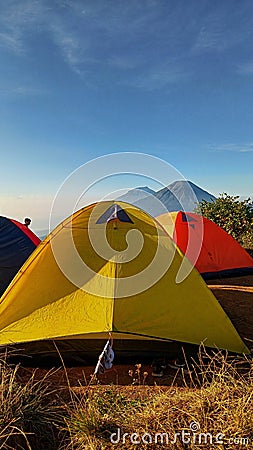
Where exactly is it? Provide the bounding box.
[0,349,253,449]
[0,352,63,449]
[62,349,253,449]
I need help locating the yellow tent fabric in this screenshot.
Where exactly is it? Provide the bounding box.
[0,201,248,354]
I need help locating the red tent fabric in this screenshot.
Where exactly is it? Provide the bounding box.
[10,219,41,246]
[158,211,253,279]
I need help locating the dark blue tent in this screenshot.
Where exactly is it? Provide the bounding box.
[0,217,40,296]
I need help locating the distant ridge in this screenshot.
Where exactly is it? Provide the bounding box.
[117,180,216,216]
[35,229,49,240]
[117,186,156,203]
[35,182,216,236]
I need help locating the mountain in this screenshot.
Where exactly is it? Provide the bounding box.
[156,180,216,213]
[35,229,49,240]
[117,186,156,203]
[35,182,216,238]
[116,180,216,216]
[117,186,164,216]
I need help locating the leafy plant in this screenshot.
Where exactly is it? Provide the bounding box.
[195,193,253,247]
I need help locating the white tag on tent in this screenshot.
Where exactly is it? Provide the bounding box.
[94,335,114,375]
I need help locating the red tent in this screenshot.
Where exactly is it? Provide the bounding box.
[157,211,253,279]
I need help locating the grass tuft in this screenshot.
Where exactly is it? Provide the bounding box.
[0,353,62,449]
[62,350,253,449]
[0,349,253,449]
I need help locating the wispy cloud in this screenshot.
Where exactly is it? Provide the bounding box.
[1,0,253,90]
[0,0,88,78]
[107,55,141,70]
[0,0,193,88]
[191,1,253,56]
[48,21,88,75]
[208,143,253,153]
[122,62,192,91]
[237,61,253,75]
[0,31,24,54]
[0,0,46,55]
[0,85,47,97]
[192,25,226,53]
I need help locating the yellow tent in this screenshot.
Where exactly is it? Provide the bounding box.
[0,201,248,359]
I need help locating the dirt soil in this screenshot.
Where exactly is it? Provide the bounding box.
[208,274,253,350]
[16,274,253,388]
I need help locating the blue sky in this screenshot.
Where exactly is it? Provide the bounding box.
[0,0,253,230]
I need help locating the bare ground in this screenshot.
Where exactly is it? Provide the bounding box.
[208,274,253,350]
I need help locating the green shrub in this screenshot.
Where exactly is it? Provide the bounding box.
[195,193,253,247]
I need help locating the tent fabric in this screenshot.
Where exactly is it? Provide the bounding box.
[10,219,41,247]
[0,217,40,296]
[96,203,133,224]
[0,202,248,354]
[157,211,253,279]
